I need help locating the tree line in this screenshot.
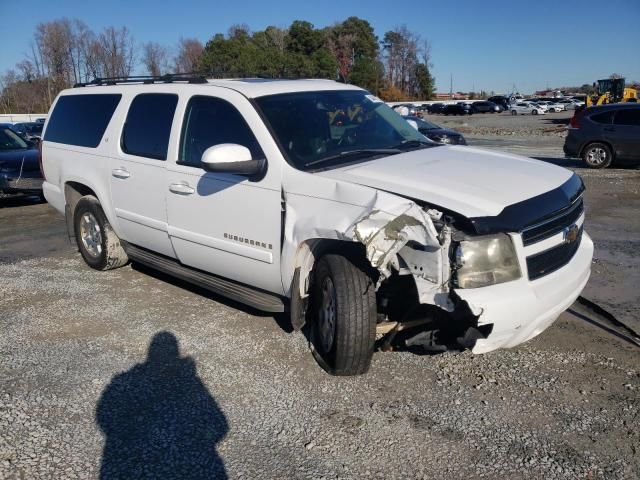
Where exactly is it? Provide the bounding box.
[0,16,435,113]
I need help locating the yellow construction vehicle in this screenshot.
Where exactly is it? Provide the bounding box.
[587,78,638,106]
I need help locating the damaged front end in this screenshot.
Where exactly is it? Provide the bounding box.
[347,200,492,353]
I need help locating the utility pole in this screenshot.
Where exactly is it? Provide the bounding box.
[450,73,453,99]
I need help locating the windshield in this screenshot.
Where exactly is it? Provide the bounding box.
[255,90,434,170]
[0,128,28,150]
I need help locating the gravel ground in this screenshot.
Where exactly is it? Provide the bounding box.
[1,123,639,479]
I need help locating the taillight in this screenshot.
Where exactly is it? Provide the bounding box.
[38,140,46,181]
[569,110,584,129]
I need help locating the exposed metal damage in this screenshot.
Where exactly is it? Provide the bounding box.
[283,182,487,352]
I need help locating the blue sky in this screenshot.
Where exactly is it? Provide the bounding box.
[1,0,638,94]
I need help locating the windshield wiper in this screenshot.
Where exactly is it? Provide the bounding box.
[304,148,401,168]
[392,139,436,150]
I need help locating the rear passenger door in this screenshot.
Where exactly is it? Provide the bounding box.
[110,93,178,257]
[165,90,283,295]
[611,108,640,161]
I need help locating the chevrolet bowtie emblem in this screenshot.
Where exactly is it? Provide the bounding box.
[563,224,580,244]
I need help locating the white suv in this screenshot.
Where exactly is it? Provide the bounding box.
[41,76,593,375]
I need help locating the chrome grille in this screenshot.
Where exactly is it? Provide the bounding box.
[521,198,583,246]
[526,227,583,280]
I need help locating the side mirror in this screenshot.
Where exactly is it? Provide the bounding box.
[200,144,266,178]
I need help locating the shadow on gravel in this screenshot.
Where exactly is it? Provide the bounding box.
[532,157,640,170]
[0,194,45,208]
[96,331,229,479]
[130,262,294,333]
[543,118,570,125]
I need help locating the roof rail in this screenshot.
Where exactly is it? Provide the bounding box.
[74,72,208,88]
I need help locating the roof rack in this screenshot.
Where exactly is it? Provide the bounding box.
[74,72,208,88]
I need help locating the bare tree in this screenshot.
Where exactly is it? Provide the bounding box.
[174,38,204,72]
[142,42,169,76]
[94,26,136,77]
[326,29,355,81]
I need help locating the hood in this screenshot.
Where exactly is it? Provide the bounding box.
[0,148,40,172]
[315,145,573,218]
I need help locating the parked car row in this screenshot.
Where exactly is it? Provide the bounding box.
[0,126,44,198]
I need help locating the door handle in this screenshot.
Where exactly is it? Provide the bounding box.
[112,168,130,179]
[169,182,195,195]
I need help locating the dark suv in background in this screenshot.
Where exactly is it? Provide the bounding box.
[564,104,640,168]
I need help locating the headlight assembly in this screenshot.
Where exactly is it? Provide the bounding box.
[454,234,521,288]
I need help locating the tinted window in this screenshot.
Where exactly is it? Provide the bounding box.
[589,111,614,124]
[614,109,640,126]
[179,96,263,168]
[44,94,121,147]
[122,94,178,160]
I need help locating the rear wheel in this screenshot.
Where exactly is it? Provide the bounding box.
[310,254,376,376]
[582,142,612,169]
[511,110,517,115]
[73,195,128,270]
[532,109,538,115]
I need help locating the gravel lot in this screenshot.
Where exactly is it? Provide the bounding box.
[1,116,639,479]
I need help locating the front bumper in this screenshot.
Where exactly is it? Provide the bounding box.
[455,231,594,354]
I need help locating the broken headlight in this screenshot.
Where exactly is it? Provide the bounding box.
[454,234,521,288]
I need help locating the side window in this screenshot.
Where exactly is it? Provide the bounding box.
[122,94,178,160]
[44,94,121,147]
[613,109,640,126]
[589,111,614,124]
[179,96,264,168]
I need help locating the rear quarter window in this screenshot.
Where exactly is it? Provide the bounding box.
[44,94,121,148]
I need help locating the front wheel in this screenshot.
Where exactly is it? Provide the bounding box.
[73,195,129,270]
[532,109,538,115]
[310,254,376,376]
[582,142,613,169]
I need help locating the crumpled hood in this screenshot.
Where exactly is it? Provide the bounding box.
[0,148,40,172]
[315,145,573,218]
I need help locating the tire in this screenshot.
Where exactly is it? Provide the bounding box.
[532,109,538,115]
[310,254,376,376]
[582,142,613,169]
[73,195,128,270]
[511,110,517,116]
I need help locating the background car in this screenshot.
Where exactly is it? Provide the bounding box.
[536,100,565,112]
[510,102,547,115]
[0,126,44,197]
[564,104,640,168]
[442,103,473,115]
[403,115,467,145]
[471,101,502,113]
[487,95,511,111]
[11,122,43,142]
[427,103,445,114]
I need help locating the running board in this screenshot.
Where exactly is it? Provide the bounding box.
[123,243,285,313]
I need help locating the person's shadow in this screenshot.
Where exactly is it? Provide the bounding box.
[96,331,228,479]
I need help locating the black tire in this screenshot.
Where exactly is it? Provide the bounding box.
[511,110,517,116]
[532,109,538,115]
[310,254,376,376]
[582,142,613,169]
[73,195,128,270]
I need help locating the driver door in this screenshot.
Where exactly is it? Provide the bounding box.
[165,89,284,295]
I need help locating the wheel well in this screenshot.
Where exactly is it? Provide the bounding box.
[64,181,96,214]
[293,239,375,297]
[579,141,614,160]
